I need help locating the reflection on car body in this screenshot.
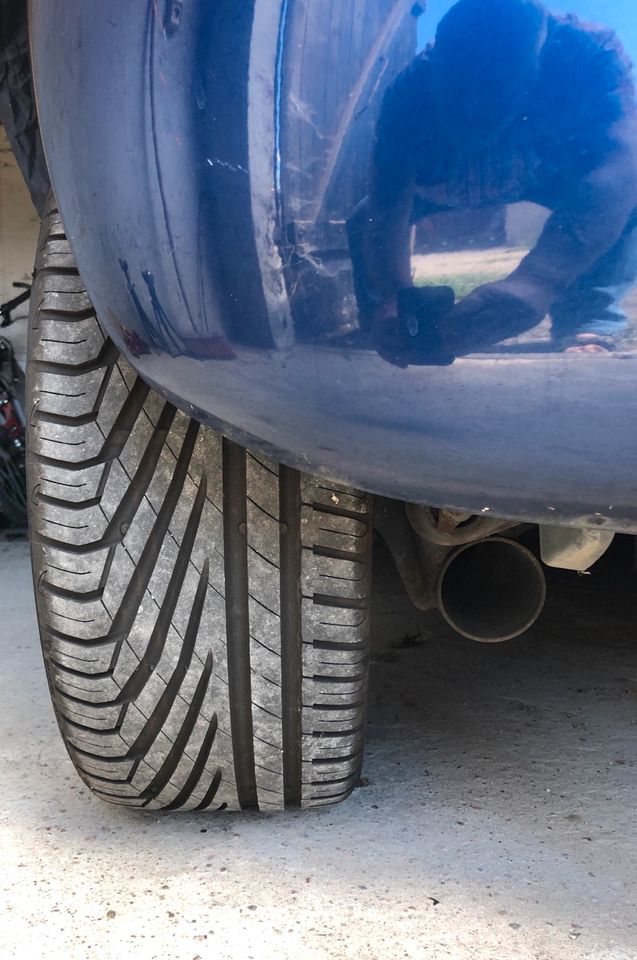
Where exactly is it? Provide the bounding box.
[347,0,637,365]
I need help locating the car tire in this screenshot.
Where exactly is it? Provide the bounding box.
[27,198,373,812]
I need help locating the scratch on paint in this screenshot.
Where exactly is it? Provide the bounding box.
[206,157,248,175]
[274,0,291,195]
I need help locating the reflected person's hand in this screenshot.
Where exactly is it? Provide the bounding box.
[441,277,552,355]
[371,299,411,368]
[372,287,456,368]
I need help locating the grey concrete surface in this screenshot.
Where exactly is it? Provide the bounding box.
[2,536,637,960]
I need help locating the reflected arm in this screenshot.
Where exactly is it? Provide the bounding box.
[439,117,637,356]
[363,56,434,308]
[512,117,637,308]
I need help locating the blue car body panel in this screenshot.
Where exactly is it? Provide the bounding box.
[29,0,637,532]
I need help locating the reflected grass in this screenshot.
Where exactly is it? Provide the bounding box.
[415,271,510,300]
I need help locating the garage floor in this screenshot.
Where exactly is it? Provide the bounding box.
[1,131,637,960]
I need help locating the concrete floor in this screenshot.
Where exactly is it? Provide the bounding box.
[1,129,637,960]
[2,538,637,960]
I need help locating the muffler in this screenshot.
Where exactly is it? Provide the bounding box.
[437,537,547,643]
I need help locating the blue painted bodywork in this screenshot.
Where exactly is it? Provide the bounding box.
[29,0,637,531]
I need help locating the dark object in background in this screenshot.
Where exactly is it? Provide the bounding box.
[0,334,26,533]
[0,0,50,214]
[1,281,30,327]
[0,0,44,530]
[415,207,508,254]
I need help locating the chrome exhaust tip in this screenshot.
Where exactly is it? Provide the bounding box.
[437,537,547,643]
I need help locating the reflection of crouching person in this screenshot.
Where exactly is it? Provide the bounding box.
[350,0,637,362]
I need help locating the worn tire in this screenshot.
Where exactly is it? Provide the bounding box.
[26,199,373,812]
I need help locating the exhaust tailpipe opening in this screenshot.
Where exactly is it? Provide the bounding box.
[437,537,547,643]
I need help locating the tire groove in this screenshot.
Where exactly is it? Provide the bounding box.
[280,465,302,809]
[37,265,81,277]
[35,377,151,471]
[310,790,354,802]
[117,530,209,716]
[43,626,128,649]
[162,715,220,811]
[34,338,118,376]
[60,714,122,737]
[313,701,365,711]
[311,639,367,652]
[34,402,178,555]
[222,440,258,810]
[312,593,367,610]
[36,308,96,322]
[138,652,214,803]
[48,658,111,680]
[53,684,117,708]
[312,673,365,684]
[37,492,102,510]
[311,752,360,766]
[310,501,369,522]
[312,726,363,739]
[42,579,104,603]
[194,768,223,810]
[36,409,105,428]
[311,544,368,563]
[107,417,200,672]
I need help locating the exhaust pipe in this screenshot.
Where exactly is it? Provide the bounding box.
[437,537,547,644]
[374,500,546,643]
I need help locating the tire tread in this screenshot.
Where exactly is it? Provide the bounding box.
[27,196,372,811]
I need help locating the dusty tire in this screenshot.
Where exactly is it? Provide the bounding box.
[27,199,373,812]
